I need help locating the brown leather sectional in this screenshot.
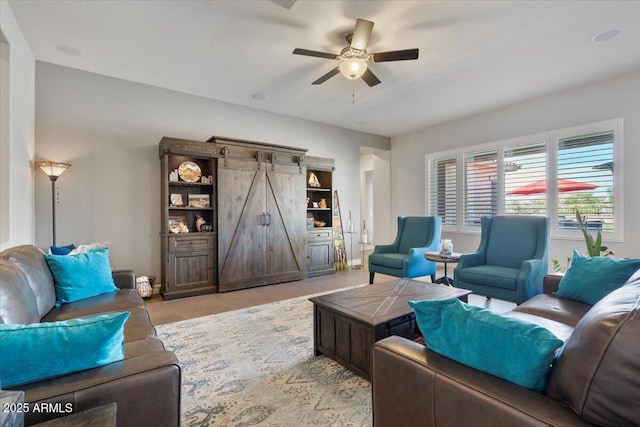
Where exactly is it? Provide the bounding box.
[372,273,640,427]
[0,245,181,426]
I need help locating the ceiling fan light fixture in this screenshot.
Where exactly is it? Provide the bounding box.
[339,58,368,80]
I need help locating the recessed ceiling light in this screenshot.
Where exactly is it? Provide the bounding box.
[251,93,268,101]
[593,29,621,42]
[56,44,83,56]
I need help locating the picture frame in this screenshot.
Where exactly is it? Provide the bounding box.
[168,215,186,231]
[188,194,210,208]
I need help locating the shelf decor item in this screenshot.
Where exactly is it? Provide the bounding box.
[168,215,188,233]
[440,239,453,256]
[170,193,183,206]
[308,172,321,188]
[178,161,202,182]
[188,194,210,208]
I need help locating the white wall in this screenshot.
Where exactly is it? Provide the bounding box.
[390,70,640,264]
[0,0,35,250]
[372,151,391,246]
[34,62,390,276]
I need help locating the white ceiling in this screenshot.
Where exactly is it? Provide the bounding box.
[8,0,640,138]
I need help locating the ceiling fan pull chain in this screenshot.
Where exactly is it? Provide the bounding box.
[352,85,355,105]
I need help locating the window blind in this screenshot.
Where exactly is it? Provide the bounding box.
[557,131,614,231]
[463,149,498,226]
[428,157,457,226]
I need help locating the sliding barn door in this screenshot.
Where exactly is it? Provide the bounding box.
[217,160,307,292]
[265,164,307,284]
[217,160,268,292]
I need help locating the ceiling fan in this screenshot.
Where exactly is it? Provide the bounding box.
[293,18,419,87]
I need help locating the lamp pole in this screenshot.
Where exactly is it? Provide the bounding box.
[49,176,58,246]
[35,161,71,247]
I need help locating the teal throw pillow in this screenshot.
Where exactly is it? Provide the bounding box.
[554,250,640,305]
[409,298,563,392]
[44,249,118,303]
[0,311,130,387]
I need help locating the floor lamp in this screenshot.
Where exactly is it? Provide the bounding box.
[35,161,71,247]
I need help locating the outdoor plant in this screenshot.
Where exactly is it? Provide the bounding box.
[552,209,614,272]
[575,209,613,257]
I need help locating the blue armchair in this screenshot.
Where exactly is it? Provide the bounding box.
[368,216,442,284]
[453,216,550,304]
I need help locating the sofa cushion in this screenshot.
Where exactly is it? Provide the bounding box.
[44,249,118,303]
[45,304,155,343]
[0,260,40,324]
[368,253,405,269]
[554,250,640,305]
[456,265,520,290]
[546,280,640,427]
[409,298,563,392]
[3,245,57,317]
[514,293,591,327]
[0,311,130,387]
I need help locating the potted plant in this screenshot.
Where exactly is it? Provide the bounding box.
[552,210,614,272]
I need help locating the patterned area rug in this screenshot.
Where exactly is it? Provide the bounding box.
[156,289,372,426]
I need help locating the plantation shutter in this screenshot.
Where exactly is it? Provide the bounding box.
[557,131,614,230]
[503,142,547,216]
[428,157,457,226]
[463,149,498,226]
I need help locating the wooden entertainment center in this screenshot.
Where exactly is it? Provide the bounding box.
[159,136,335,300]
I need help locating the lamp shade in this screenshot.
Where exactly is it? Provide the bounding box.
[35,161,71,179]
[339,58,368,80]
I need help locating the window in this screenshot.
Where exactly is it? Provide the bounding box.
[557,131,614,232]
[427,156,457,226]
[463,149,497,226]
[425,119,622,240]
[504,142,546,216]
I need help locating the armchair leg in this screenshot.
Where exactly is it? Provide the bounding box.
[369,272,375,285]
[431,274,435,283]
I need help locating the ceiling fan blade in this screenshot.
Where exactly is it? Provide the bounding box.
[293,48,338,60]
[350,19,374,51]
[361,68,381,87]
[312,67,340,85]
[373,49,419,62]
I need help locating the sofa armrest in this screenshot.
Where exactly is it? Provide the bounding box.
[544,273,564,294]
[112,270,136,289]
[15,350,180,427]
[372,336,592,427]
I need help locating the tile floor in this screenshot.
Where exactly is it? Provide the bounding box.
[146,262,515,325]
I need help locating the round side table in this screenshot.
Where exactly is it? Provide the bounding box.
[424,252,462,286]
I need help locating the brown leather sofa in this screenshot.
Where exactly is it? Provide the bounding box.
[0,245,181,427]
[372,273,640,427]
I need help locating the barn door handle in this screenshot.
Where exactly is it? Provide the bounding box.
[260,212,271,226]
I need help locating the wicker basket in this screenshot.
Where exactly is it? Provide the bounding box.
[135,275,154,298]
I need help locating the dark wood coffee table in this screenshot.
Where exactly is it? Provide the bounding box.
[309,278,472,380]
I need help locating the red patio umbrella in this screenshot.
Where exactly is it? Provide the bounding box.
[508,179,598,195]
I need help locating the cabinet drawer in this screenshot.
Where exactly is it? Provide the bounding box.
[168,235,214,253]
[309,230,332,240]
